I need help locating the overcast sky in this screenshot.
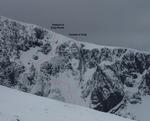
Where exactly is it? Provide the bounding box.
[0,0,150,51]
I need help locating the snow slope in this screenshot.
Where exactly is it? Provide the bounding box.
[118,96,150,121]
[0,86,133,121]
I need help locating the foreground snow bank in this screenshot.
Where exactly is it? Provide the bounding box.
[0,86,133,121]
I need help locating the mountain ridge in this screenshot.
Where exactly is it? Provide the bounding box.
[0,15,148,53]
[0,16,150,121]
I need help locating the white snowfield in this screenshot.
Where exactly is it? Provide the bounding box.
[0,86,134,121]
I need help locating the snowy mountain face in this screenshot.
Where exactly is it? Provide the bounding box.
[0,86,134,121]
[0,16,150,121]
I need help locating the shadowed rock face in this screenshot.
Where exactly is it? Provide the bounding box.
[90,66,124,112]
[139,69,150,95]
[91,90,123,112]
[0,16,150,120]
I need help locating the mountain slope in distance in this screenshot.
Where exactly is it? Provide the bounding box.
[0,16,150,121]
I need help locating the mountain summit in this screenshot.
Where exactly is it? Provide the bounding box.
[0,16,150,121]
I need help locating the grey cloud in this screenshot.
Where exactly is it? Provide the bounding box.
[0,0,150,51]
